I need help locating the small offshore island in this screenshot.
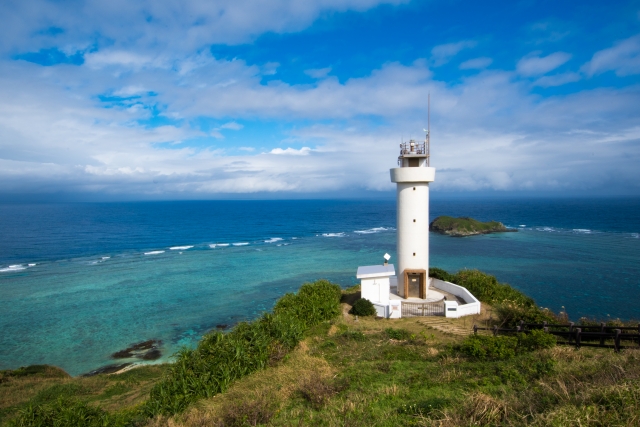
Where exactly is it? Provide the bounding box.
[430,216,518,237]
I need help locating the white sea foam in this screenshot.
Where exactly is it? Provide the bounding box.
[0,265,26,272]
[519,225,526,227]
[264,238,284,243]
[144,251,165,255]
[210,243,230,248]
[292,237,298,240]
[28,263,37,266]
[170,246,193,250]
[322,233,345,237]
[101,257,110,260]
[573,229,592,234]
[536,227,555,232]
[631,233,639,239]
[232,242,249,246]
[354,227,391,234]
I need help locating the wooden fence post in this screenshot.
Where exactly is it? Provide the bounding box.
[575,328,582,349]
[569,322,574,344]
[473,324,477,335]
[493,325,498,337]
[615,329,621,353]
[600,322,605,346]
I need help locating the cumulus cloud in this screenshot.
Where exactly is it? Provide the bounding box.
[220,122,244,130]
[516,51,572,76]
[459,57,492,70]
[431,40,477,66]
[305,67,332,78]
[581,34,640,77]
[533,72,581,87]
[0,1,639,198]
[269,147,312,155]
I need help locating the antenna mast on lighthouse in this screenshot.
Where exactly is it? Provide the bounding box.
[427,92,430,167]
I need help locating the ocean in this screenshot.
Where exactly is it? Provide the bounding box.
[0,198,638,376]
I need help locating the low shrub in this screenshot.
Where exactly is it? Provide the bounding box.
[349,298,377,317]
[339,330,366,341]
[459,335,518,360]
[7,397,133,427]
[298,377,346,410]
[516,329,556,352]
[452,269,534,307]
[429,267,455,283]
[494,302,559,328]
[217,393,279,427]
[385,328,412,341]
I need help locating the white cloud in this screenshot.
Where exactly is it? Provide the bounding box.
[305,67,332,78]
[533,72,581,87]
[459,57,492,70]
[431,40,477,66]
[581,34,640,77]
[220,121,244,130]
[516,51,572,76]
[239,147,255,152]
[0,0,409,55]
[269,147,312,155]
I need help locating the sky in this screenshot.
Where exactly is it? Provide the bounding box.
[1,0,639,200]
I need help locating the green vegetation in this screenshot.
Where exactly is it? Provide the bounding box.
[430,267,558,327]
[145,279,342,416]
[3,272,639,427]
[429,216,516,236]
[349,298,377,317]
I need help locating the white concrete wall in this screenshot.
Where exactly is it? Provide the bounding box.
[432,278,481,318]
[361,277,390,304]
[372,303,388,318]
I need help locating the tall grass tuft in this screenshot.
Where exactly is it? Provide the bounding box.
[144,279,342,416]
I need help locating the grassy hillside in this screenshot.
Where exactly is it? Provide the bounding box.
[2,272,639,427]
[430,216,516,237]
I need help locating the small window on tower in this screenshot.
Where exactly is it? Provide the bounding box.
[413,252,416,256]
[408,158,419,167]
[413,187,416,190]
[413,219,416,222]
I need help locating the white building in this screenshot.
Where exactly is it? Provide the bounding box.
[355,130,481,319]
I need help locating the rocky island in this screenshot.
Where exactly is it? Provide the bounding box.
[430,215,517,236]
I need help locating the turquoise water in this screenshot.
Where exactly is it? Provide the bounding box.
[0,199,638,375]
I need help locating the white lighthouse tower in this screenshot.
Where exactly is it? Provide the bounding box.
[390,128,435,299]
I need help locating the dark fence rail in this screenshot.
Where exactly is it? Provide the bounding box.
[473,321,640,352]
[402,301,444,317]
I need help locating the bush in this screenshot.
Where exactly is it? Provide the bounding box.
[349,298,377,316]
[429,267,455,283]
[516,329,556,352]
[8,397,129,427]
[459,335,518,360]
[385,328,412,341]
[494,302,559,328]
[452,269,534,307]
[145,280,342,416]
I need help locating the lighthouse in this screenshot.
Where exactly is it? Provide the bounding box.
[390,131,435,299]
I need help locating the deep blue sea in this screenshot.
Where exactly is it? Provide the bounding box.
[1,198,639,376]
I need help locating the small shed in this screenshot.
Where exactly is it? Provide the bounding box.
[356,264,395,305]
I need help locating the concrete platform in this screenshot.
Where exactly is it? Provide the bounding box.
[389,286,445,303]
[389,286,467,304]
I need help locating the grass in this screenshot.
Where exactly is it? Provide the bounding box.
[3,273,639,426]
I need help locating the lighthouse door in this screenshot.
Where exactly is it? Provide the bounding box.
[408,274,421,298]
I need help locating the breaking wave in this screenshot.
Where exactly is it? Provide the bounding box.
[170,246,194,250]
[144,251,165,255]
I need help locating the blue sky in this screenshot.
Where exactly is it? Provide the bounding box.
[1,0,639,199]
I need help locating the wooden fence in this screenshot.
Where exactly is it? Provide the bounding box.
[473,321,640,352]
